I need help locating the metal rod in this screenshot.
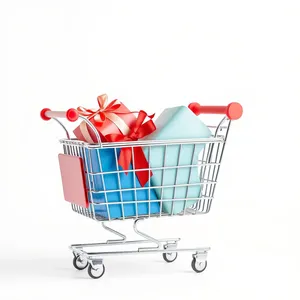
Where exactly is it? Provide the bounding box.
[102,222,127,243]
[86,162,221,175]
[183,144,196,214]
[88,181,216,194]
[70,237,180,249]
[131,147,138,218]
[61,138,224,148]
[114,148,125,219]
[78,115,102,145]
[85,247,210,258]
[133,219,161,250]
[171,144,182,215]
[52,118,70,139]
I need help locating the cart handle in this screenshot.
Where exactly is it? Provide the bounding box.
[188,102,243,120]
[40,108,102,145]
[40,108,79,122]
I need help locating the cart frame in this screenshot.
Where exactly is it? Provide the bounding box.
[40,102,242,278]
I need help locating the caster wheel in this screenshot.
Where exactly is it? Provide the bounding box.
[162,252,178,263]
[88,264,105,279]
[191,258,207,273]
[73,255,88,270]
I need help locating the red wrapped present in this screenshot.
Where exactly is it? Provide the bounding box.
[73,94,136,143]
[105,110,156,187]
[74,95,156,187]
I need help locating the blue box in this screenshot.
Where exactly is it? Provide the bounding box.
[84,148,160,219]
[143,106,211,214]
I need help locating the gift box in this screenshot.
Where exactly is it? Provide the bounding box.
[76,101,160,219]
[74,94,137,143]
[85,147,160,219]
[143,106,212,215]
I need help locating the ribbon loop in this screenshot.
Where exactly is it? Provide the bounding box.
[105,110,156,187]
[77,94,130,135]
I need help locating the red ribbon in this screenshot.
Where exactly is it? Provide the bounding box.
[77,94,129,130]
[105,110,156,187]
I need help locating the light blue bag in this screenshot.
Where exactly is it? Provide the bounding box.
[143,106,211,214]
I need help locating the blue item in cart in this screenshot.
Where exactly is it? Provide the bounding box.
[143,106,212,215]
[84,148,160,219]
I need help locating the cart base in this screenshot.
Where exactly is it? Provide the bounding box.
[70,219,210,279]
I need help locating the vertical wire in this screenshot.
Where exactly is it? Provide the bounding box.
[197,142,210,211]
[76,145,83,218]
[199,142,207,180]
[183,144,196,215]
[72,143,83,216]
[205,143,214,207]
[65,143,69,157]
[82,146,95,219]
[208,142,224,211]
[209,120,231,207]
[202,142,213,203]
[70,143,75,156]
[131,147,138,218]
[160,145,167,216]
[86,148,96,219]
[148,146,152,218]
[208,142,220,199]
[171,144,182,216]
[73,144,78,156]
[96,147,111,221]
[114,147,125,219]
[195,142,208,211]
[79,144,92,219]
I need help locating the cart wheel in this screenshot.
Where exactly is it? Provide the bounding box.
[162,252,178,263]
[73,255,88,270]
[191,258,207,273]
[88,264,105,279]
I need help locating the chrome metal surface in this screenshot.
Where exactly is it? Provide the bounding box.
[78,115,102,145]
[60,116,230,222]
[70,220,209,268]
[102,222,127,243]
[46,112,236,277]
[53,118,70,139]
[133,219,161,250]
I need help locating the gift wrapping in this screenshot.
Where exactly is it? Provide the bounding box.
[104,110,156,187]
[74,94,136,143]
[75,95,155,187]
[143,105,212,215]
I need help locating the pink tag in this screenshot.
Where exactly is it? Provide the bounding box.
[58,154,89,208]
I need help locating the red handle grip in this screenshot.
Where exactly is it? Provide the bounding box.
[40,108,79,122]
[188,102,243,120]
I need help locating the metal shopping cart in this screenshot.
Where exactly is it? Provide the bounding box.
[40,102,242,279]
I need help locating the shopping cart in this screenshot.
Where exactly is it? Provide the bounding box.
[40,102,242,279]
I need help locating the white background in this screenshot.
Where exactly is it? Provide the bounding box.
[1,0,300,299]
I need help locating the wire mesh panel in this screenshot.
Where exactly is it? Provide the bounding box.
[41,102,242,278]
[60,118,230,222]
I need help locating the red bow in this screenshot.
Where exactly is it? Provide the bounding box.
[77,94,129,134]
[105,110,156,187]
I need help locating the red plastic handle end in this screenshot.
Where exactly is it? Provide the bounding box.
[40,108,51,121]
[40,108,79,121]
[188,102,243,120]
[188,103,201,116]
[226,102,243,120]
[66,108,79,122]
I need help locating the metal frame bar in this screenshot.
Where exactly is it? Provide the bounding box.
[50,112,234,274]
[70,219,209,265]
[61,116,229,222]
